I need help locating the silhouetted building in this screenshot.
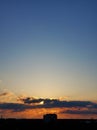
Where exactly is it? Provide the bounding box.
[43,114,57,123]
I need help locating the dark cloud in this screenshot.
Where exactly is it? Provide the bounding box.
[19,97,43,104]
[0,103,30,112]
[0,97,97,114]
[19,97,94,108]
[62,109,97,115]
[43,100,93,108]
[91,104,97,108]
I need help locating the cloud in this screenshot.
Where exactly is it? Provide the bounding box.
[0,96,97,115]
[0,91,17,103]
[0,91,16,98]
[19,97,43,104]
[19,97,94,108]
[62,109,97,115]
[0,103,33,112]
[0,92,11,97]
[0,101,97,115]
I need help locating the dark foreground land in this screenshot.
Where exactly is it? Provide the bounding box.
[0,119,97,130]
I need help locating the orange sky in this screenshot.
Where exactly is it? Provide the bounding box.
[0,91,97,119]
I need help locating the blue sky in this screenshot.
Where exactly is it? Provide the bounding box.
[0,0,97,101]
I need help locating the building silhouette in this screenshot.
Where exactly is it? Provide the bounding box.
[43,113,57,123]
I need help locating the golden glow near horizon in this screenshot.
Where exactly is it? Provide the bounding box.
[39,101,44,105]
[1,107,97,119]
[0,90,97,119]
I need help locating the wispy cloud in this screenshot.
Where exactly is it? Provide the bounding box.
[0,92,12,97]
[0,91,17,103]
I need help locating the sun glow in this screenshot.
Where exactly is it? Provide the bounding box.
[39,101,44,105]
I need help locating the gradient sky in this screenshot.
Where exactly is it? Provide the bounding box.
[0,0,97,118]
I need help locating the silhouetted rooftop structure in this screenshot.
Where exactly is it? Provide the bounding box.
[43,113,57,123]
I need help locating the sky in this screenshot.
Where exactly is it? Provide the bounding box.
[0,0,97,119]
